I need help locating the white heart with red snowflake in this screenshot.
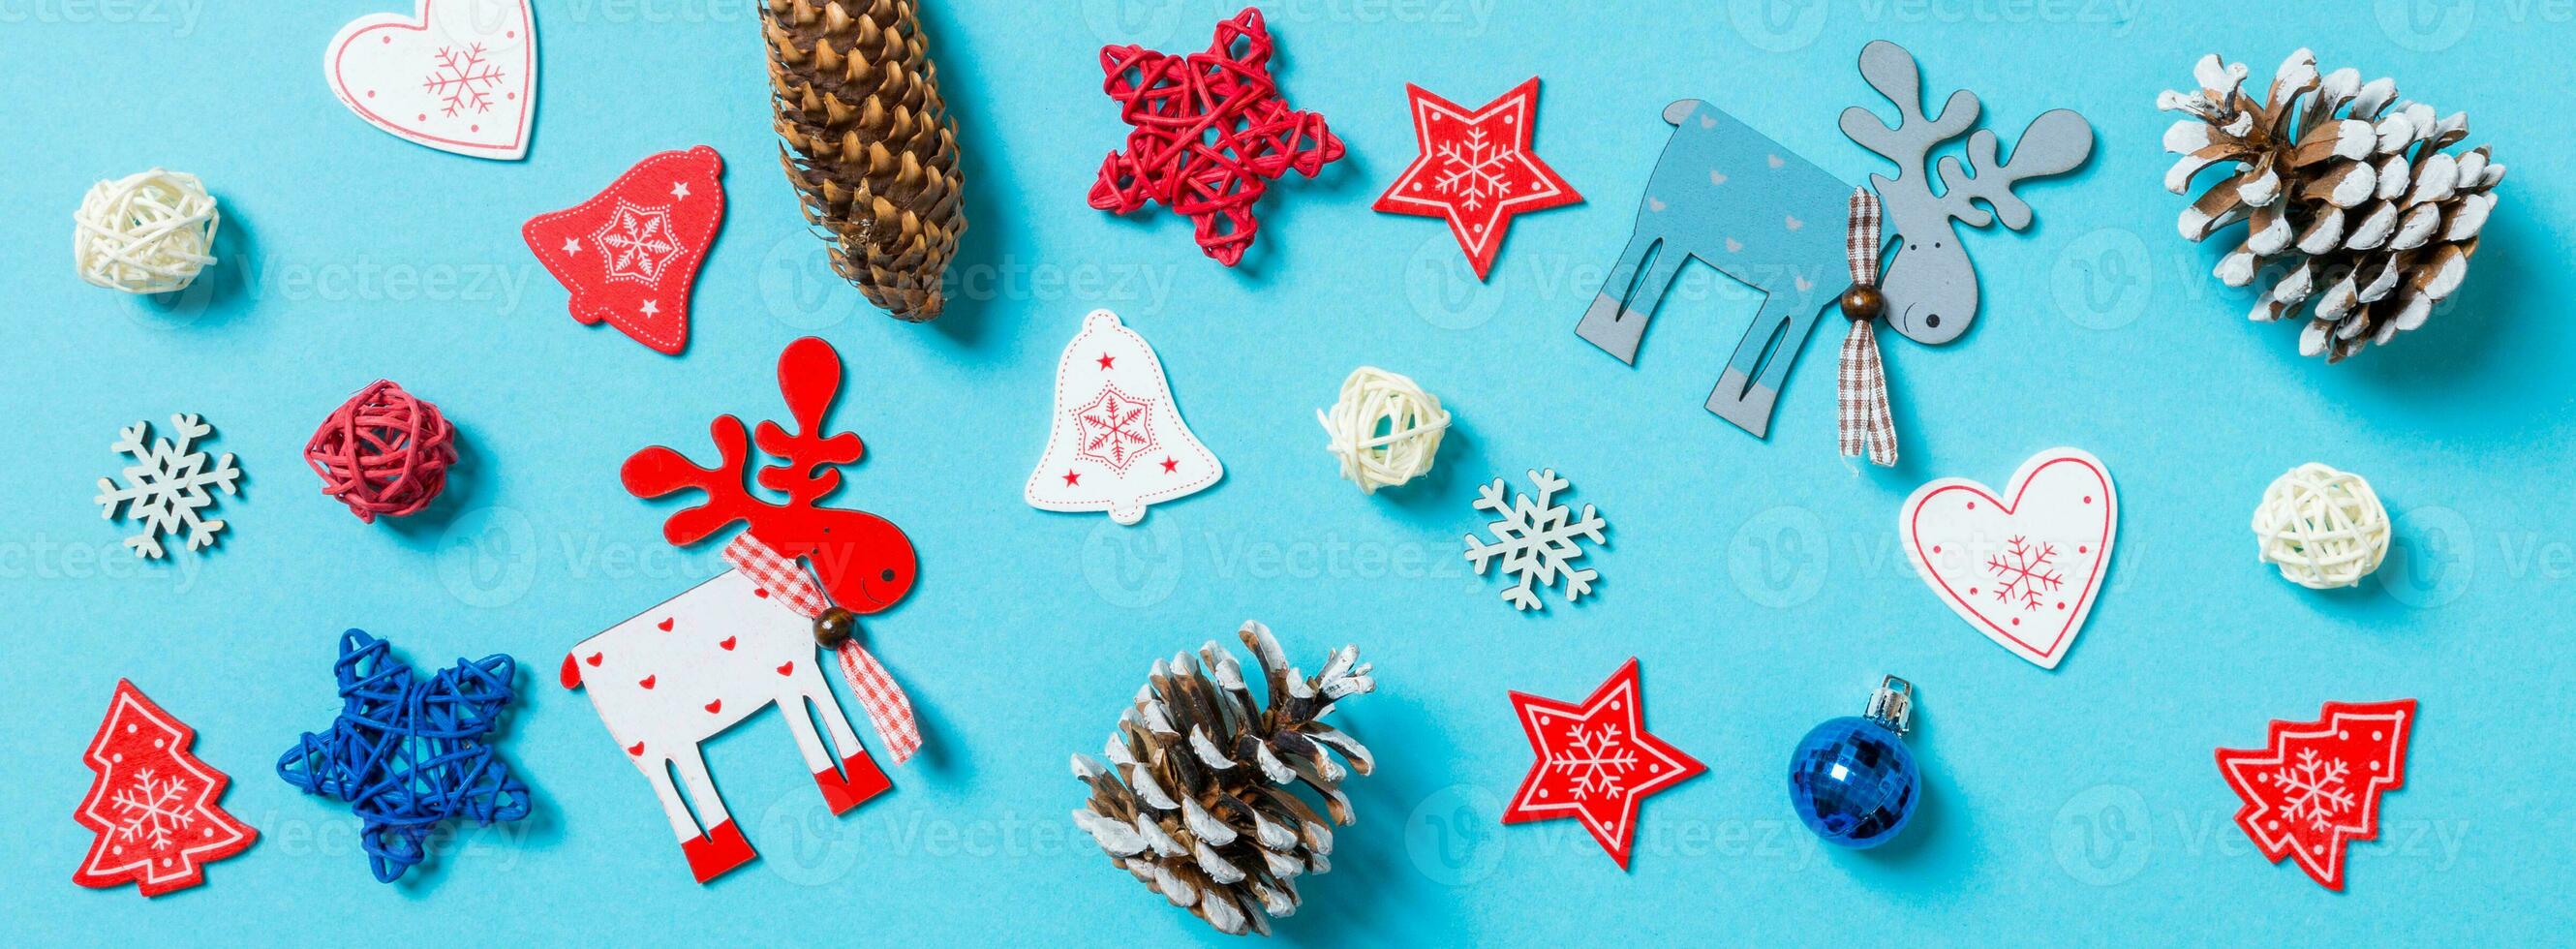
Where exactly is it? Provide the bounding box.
[323,0,537,161]
[1899,447,2117,669]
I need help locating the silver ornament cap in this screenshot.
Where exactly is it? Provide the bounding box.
[1864,675,1915,737]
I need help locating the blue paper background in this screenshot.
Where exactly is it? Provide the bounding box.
[4,1,2569,943]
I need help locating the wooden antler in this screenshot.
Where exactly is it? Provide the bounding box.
[751,337,864,509]
[623,415,772,547]
[622,338,862,547]
[1838,40,1978,192]
[1935,111,2095,230]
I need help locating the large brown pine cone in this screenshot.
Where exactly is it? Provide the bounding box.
[764,0,966,321]
[2160,49,2501,361]
[1070,622,1376,936]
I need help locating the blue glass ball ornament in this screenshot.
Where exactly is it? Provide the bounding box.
[1787,677,1920,848]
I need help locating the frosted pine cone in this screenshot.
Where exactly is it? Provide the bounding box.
[1070,622,1376,936]
[2160,49,2501,361]
[764,0,966,321]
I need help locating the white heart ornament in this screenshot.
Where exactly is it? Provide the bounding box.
[1899,447,2116,669]
[324,0,536,160]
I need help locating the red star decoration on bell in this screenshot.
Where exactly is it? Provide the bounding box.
[1374,77,1581,280]
[1160,457,1179,474]
[1089,8,1344,267]
[1502,658,1701,869]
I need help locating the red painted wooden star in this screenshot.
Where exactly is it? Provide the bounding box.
[2216,699,2416,891]
[1374,77,1580,280]
[1503,658,1702,868]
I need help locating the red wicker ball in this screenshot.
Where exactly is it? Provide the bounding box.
[305,380,457,523]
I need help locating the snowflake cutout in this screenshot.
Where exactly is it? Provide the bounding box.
[423,44,506,117]
[1070,384,1159,474]
[1985,536,2063,611]
[1464,468,1607,611]
[2270,748,2355,832]
[109,767,197,852]
[590,200,681,284]
[1549,723,1639,799]
[96,413,240,559]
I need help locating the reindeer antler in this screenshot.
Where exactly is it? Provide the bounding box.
[623,414,772,546]
[753,337,864,509]
[1934,111,2094,230]
[1839,40,2094,230]
[621,337,867,547]
[1839,40,1979,191]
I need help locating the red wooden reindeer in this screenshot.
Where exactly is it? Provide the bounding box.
[561,337,921,882]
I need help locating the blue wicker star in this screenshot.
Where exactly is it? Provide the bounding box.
[277,629,532,883]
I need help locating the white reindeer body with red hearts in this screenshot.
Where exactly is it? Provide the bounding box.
[560,569,883,881]
[560,338,921,884]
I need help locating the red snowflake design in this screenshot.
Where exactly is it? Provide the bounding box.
[1985,536,2063,611]
[1070,384,1158,474]
[423,44,506,118]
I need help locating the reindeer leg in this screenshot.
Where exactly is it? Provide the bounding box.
[635,753,704,842]
[1576,235,1677,365]
[665,747,756,883]
[1707,286,1839,439]
[790,664,891,815]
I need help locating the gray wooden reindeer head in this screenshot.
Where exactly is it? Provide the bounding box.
[1840,41,2095,345]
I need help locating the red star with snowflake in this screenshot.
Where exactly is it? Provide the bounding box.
[1502,658,1702,868]
[2216,699,2416,891]
[1374,77,1580,280]
[1089,8,1344,267]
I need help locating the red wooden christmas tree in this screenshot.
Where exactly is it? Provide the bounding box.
[2216,698,2416,890]
[72,680,257,896]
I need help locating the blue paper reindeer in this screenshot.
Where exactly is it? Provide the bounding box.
[1575,41,2094,438]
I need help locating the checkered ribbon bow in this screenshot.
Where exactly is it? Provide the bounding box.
[722,535,923,763]
[1838,188,1897,468]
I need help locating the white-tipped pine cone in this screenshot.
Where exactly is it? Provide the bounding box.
[2160,49,2502,361]
[1069,622,1376,936]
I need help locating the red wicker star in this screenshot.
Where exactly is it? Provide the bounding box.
[1089,7,1344,267]
[1503,658,1702,869]
[1374,77,1580,280]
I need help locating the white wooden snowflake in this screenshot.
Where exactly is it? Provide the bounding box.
[1464,468,1607,611]
[96,413,239,559]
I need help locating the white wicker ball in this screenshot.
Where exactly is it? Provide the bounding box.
[2252,463,2390,589]
[74,168,221,294]
[1316,366,1450,495]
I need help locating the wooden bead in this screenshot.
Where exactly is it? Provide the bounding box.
[813,607,857,649]
[1840,286,1886,321]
